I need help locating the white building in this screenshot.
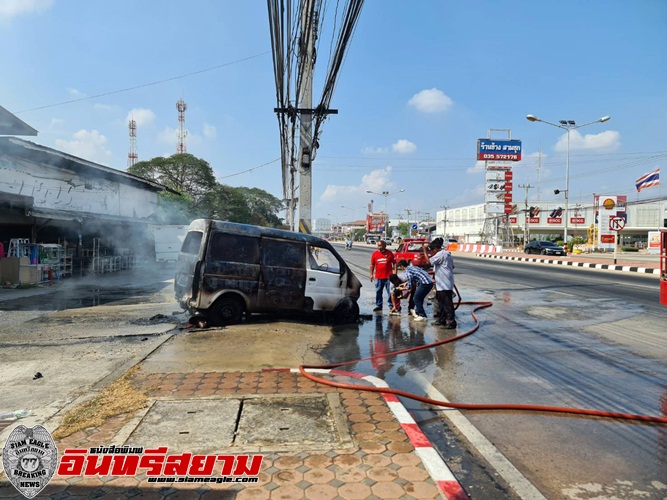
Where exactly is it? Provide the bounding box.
[436,198,666,246]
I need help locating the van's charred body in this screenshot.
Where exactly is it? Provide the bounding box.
[175,220,362,325]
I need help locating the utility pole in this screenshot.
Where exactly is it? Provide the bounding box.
[297,0,315,234]
[518,184,534,245]
[440,204,449,238]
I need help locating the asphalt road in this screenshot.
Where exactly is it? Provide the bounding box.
[338,244,667,500]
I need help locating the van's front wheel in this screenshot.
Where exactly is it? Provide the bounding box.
[332,298,359,325]
[209,295,245,326]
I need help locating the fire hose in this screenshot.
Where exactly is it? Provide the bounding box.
[299,285,667,425]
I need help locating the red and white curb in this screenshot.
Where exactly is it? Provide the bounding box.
[475,253,660,275]
[292,368,470,500]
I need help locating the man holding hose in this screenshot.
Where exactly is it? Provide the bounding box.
[423,237,456,329]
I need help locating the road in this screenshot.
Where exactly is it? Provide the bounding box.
[337,244,667,499]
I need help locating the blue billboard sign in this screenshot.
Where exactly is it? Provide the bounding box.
[477,139,522,161]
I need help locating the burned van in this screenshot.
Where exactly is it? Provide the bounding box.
[175,219,362,325]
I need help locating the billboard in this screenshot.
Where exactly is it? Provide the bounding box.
[477,139,522,161]
[485,167,514,214]
[366,213,386,232]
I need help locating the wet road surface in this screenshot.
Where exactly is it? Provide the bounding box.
[334,245,667,499]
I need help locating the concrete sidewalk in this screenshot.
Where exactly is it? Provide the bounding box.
[1,368,463,500]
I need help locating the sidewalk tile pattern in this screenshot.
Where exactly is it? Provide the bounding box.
[1,370,464,499]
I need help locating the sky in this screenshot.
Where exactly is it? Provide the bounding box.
[2,0,667,226]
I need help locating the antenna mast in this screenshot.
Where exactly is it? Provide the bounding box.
[127,119,138,168]
[176,98,188,153]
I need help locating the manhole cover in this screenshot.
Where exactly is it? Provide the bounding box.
[124,394,350,453]
[236,395,338,449]
[128,399,241,454]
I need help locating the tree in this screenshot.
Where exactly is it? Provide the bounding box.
[208,185,284,227]
[128,154,216,211]
[128,154,284,227]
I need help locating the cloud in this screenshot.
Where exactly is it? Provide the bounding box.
[320,167,394,204]
[203,123,217,140]
[362,146,388,155]
[392,139,416,154]
[0,0,53,20]
[408,88,453,113]
[466,160,486,174]
[554,130,621,152]
[158,127,179,147]
[126,108,156,127]
[50,118,64,127]
[54,129,112,166]
[67,88,86,98]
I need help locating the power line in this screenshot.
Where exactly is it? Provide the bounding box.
[217,157,281,179]
[15,51,271,113]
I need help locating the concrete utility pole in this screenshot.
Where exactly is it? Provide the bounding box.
[440,204,449,238]
[297,0,315,234]
[518,184,534,245]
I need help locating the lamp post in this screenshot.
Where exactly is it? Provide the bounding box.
[526,114,610,244]
[340,205,364,222]
[366,189,405,238]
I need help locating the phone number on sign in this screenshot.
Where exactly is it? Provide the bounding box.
[479,154,520,161]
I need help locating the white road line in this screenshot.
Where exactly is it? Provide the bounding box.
[408,371,548,500]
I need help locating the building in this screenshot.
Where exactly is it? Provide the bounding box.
[436,197,666,247]
[0,134,175,279]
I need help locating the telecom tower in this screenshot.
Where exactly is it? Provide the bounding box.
[127,119,138,169]
[176,98,188,154]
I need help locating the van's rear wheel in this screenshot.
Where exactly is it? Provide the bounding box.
[332,298,359,325]
[209,296,245,326]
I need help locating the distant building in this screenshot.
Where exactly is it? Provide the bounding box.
[436,198,666,246]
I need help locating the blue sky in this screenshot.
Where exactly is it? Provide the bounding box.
[3,0,666,224]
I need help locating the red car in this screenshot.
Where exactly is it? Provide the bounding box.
[394,238,431,268]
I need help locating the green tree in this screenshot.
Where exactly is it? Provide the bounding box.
[128,154,216,218]
[208,185,284,227]
[128,154,284,227]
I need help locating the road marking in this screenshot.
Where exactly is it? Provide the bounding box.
[408,371,547,500]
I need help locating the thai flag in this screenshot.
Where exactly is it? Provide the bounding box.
[635,168,660,192]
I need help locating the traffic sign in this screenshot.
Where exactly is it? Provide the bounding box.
[609,216,626,231]
[411,223,418,231]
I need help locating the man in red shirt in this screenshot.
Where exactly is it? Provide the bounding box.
[370,240,396,311]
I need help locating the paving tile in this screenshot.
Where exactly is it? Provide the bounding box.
[337,482,372,499]
[370,481,405,499]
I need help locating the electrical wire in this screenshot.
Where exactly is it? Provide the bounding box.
[14,52,270,114]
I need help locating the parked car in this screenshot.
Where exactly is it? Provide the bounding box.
[383,238,392,247]
[524,240,566,256]
[175,220,362,325]
[394,238,431,268]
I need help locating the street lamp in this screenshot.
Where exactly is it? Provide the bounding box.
[526,114,610,244]
[366,189,405,237]
[340,205,365,221]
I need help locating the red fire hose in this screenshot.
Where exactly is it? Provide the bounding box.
[299,287,667,425]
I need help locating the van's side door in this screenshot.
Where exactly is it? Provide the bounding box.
[258,237,306,311]
[204,232,261,308]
